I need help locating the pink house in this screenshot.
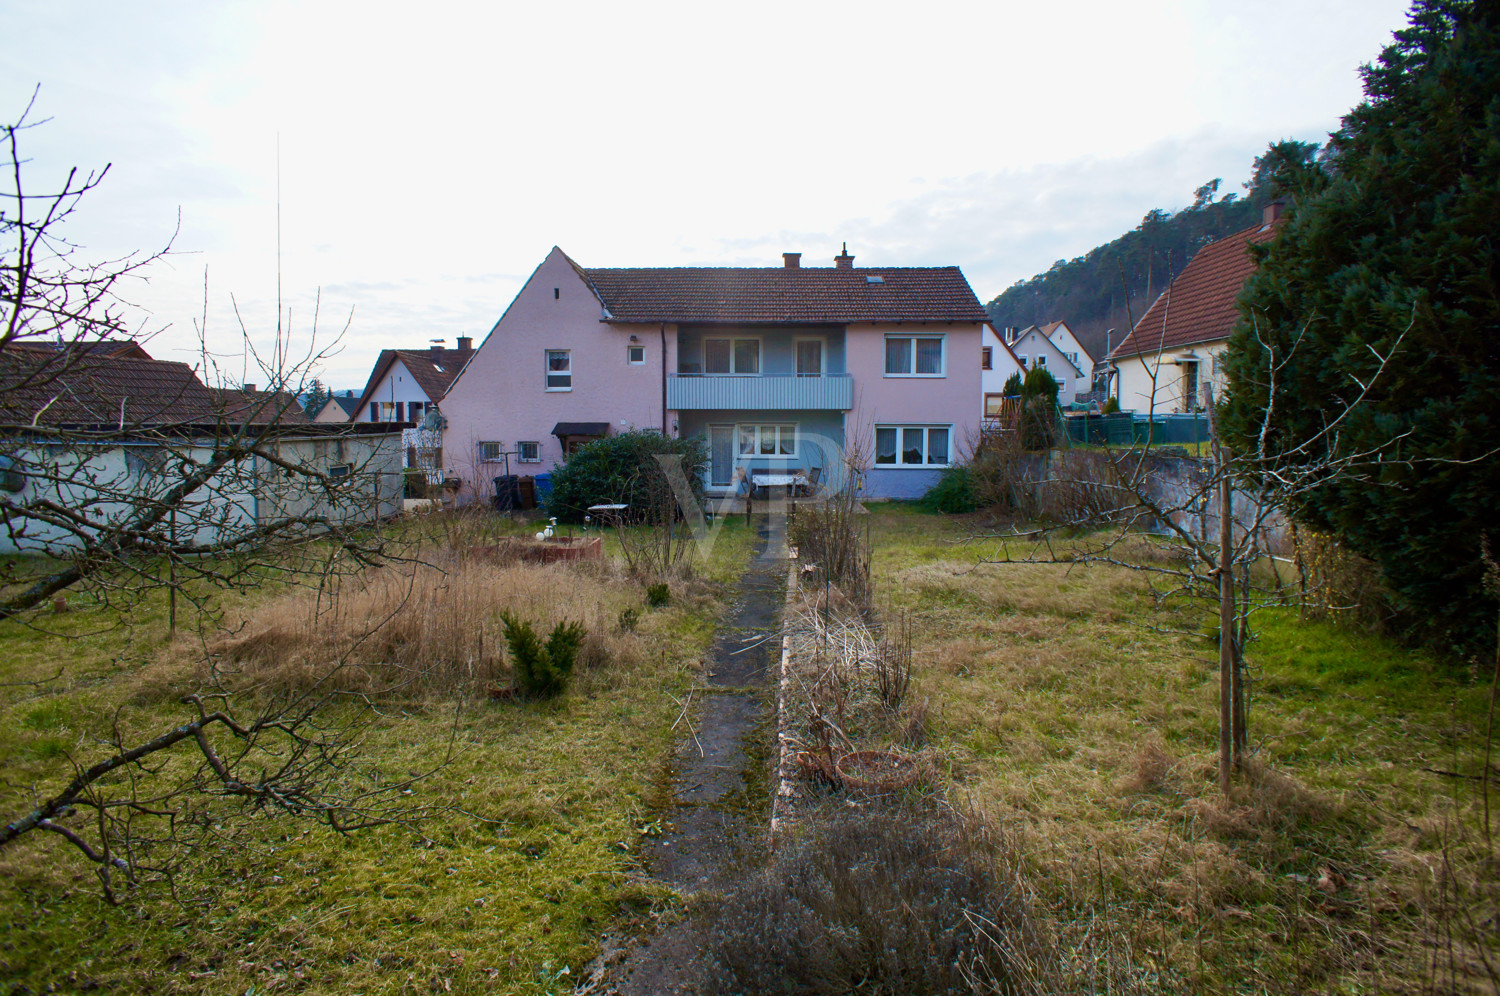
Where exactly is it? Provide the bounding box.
[438,246,989,500]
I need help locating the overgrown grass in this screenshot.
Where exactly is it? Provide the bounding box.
[867,502,1497,995]
[0,511,756,994]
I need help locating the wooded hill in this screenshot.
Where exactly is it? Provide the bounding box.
[985,144,1315,363]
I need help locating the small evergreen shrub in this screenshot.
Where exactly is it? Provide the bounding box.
[645,582,670,608]
[499,613,587,699]
[1001,371,1023,398]
[920,465,977,514]
[617,606,639,632]
[1101,396,1120,414]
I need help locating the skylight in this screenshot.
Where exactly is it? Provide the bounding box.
[866,275,884,284]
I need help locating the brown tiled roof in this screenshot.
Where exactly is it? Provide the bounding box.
[0,350,305,428]
[1110,221,1280,359]
[215,389,309,424]
[29,339,155,360]
[580,265,989,324]
[351,347,474,419]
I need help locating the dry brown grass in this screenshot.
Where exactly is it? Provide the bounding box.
[868,503,1498,994]
[205,556,649,699]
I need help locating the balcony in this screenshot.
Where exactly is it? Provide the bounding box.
[666,373,853,411]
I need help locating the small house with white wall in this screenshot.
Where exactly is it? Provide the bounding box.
[1004,324,1088,400]
[1110,203,1285,415]
[349,340,475,479]
[980,325,1026,421]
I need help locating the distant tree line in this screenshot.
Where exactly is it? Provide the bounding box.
[985,145,1318,361]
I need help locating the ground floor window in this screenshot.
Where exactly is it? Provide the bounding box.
[478,441,503,461]
[517,441,540,463]
[874,425,950,467]
[738,423,796,457]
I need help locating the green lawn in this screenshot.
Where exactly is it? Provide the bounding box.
[866,502,1496,994]
[0,514,756,994]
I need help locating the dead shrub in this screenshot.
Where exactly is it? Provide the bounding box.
[204,559,640,698]
[1292,527,1397,635]
[699,798,1044,996]
[791,484,872,614]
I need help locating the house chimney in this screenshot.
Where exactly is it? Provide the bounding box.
[782,252,801,269]
[834,242,854,269]
[456,336,473,352]
[243,383,256,393]
[1263,199,1287,227]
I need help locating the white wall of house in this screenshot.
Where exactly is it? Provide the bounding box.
[314,396,358,423]
[1046,322,1095,378]
[0,432,403,555]
[1113,339,1229,415]
[980,325,1025,418]
[362,358,439,423]
[1010,327,1087,400]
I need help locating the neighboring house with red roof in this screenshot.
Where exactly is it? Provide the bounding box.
[440,245,990,501]
[1109,203,1285,415]
[349,341,474,425]
[348,341,475,481]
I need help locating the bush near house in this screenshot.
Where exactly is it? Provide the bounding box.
[544,430,708,523]
[920,465,977,515]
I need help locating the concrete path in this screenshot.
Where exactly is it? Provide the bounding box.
[606,515,786,994]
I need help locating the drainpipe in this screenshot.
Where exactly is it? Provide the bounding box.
[660,322,668,434]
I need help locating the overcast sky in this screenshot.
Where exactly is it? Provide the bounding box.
[3,0,1411,389]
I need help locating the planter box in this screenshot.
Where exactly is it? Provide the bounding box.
[468,535,603,565]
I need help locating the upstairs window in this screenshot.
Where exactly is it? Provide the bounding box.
[884,335,945,376]
[704,337,760,374]
[546,350,572,391]
[981,346,993,371]
[627,345,645,365]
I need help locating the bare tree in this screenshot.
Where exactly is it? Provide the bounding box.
[0,97,435,898]
[971,311,1418,792]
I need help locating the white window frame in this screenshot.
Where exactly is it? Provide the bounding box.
[517,441,541,463]
[883,335,946,377]
[478,441,504,462]
[627,345,645,365]
[703,336,762,375]
[736,423,797,458]
[1016,353,1028,368]
[545,349,572,391]
[873,424,952,468]
[1036,354,1047,367]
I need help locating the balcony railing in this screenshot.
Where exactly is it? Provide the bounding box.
[666,372,853,411]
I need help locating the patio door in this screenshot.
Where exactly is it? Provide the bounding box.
[795,339,823,376]
[709,424,735,488]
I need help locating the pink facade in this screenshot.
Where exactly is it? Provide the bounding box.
[439,247,989,501]
[439,249,668,495]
